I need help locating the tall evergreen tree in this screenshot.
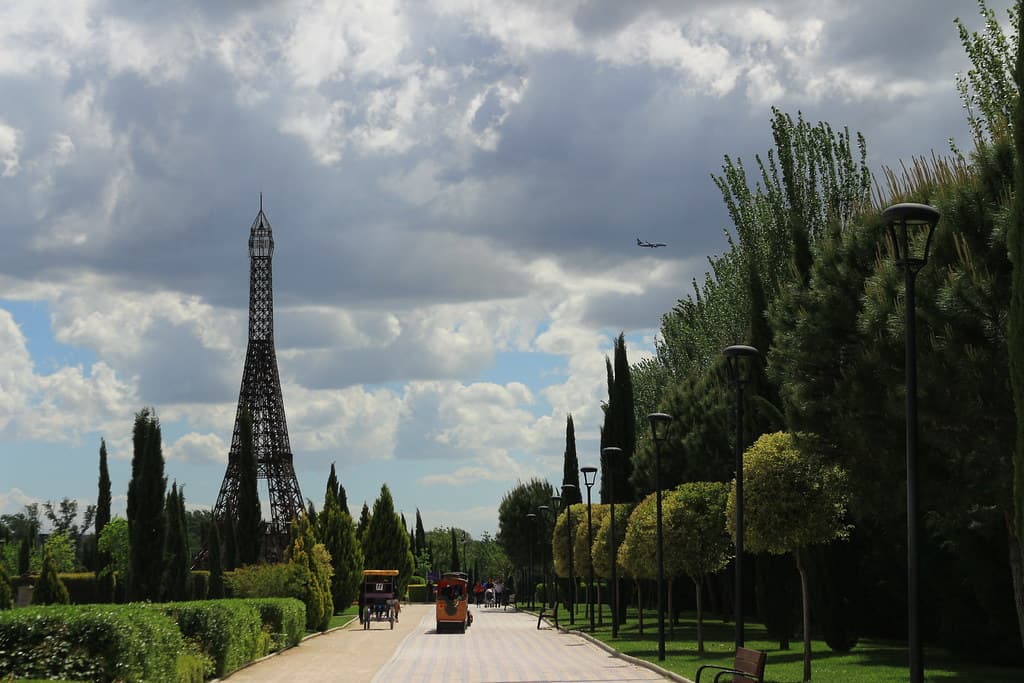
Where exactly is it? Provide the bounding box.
[235,409,262,566]
[127,408,166,601]
[161,483,191,601]
[362,485,414,591]
[601,335,636,504]
[356,502,371,544]
[208,521,225,599]
[318,489,363,614]
[17,535,29,575]
[562,415,583,505]
[32,546,69,605]
[1010,0,1024,638]
[95,438,111,573]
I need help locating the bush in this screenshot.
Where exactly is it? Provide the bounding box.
[409,575,425,585]
[60,572,105,604]
[0,564,11,610]
[0,603,183,682]
[154,599,267,678]
[32,547,69,605]
[407,583,428,603]
[191,570,209,601]
[245,598,306,650]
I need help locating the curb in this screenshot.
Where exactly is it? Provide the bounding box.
[529,610,693,683]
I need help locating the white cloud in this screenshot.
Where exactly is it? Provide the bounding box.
[166,431,227,465]
[0,121,22,177]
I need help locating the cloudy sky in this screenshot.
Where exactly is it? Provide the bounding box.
[0,0,1011,538]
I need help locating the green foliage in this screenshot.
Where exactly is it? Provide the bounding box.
[601,334,636,503]
[0,603,184,682]
[32,546,70,605]
[1009,0,1024,641]
[449,527,460,572]
[285,514,334,631]
[155,599,267,678]
[317,487,363,613]
[17,535,29,575]
[127,407,166,601]
[42,532,76,573]
[161,483,191,602]
[97,517,129,580]
[227,562,308,600]
[561,415,583,504]
[664,482,732,581]
[56,572,111,605]
[236,409,263,566]
[592,503,632,580]
[243,598,306,650]
[618,496,655,580]
[361,484,414,594]
[208,521,225,599]
[727,432,850,554]
[551,504,585,579]
[496,478,556,572]
[0,563,11,610]
[356,502,371,544]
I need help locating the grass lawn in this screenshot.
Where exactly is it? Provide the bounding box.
[557,605,1023,682]
[327,603,360,630]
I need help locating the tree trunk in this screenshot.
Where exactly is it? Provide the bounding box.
[668,577,674,635]
[796,550,812,683]
[637,580,644,635]
[695,576,705,655]
[1006,511,1024,648]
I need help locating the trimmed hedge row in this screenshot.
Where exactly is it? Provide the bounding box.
[9,570,219,605]
[407,583,429,603]
[0,604,185,682]
[0,598,307,682]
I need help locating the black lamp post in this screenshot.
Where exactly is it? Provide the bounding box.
[882,202,939,683]
[723,343,759,649]
[601,446,622,637]
[562,484,577,626]
[527,512,537,609]
[462,532,468,583]
[550,495,562,628]
[648,412,673,661]
[538,504,550,612]
[581,466,598,631]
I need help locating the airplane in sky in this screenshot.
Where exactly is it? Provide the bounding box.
[637,238,667,248]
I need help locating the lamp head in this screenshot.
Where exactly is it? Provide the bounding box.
[723,344,759,385]
[882,202,940,269]
[526,512,537,520]
[647,412,673,444]
[580,466,597,488]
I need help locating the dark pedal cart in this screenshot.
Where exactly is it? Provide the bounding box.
[362,569,400,630]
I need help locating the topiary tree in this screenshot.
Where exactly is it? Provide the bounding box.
[318,472,363,613]
[727,432,850,682]
[32,546,70,605]
[618,496,656,634]
[592,502,632,623]
[664,481,732,654]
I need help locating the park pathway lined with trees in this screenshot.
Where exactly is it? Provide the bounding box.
[222,604,673,682]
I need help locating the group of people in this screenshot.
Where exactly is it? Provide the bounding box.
[360,597,401,629]
[471,577,512,607]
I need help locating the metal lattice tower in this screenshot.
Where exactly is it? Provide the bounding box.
[212,197,304,561]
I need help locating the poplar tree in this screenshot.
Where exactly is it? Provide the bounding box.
[235,409,262,566]
[561,415,582,505]
[127,408,165,601]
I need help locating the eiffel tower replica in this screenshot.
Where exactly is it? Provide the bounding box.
[210,197,304,562]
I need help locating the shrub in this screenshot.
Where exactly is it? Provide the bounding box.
[0,604,183,682]
[191,570,210,601]
[407,583,428,603]
[32,547,69,605]
[0,564,12,610]
[154,599,267,678]
[245,598,306,650]
[60,572,104,604]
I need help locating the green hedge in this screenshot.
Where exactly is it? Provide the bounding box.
[244,598,306,650]
[407,583,429,603]
[154,599,267,678]
[191,570,209,601]
[0,603,184,682]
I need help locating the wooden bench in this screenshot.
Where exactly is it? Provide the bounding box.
[694,647,766,683]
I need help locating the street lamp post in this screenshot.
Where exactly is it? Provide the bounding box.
[648,412,673,662]
[562,484,577,626]
[601,446,623,637]
[538,504,551,612]
[723,343,759,649]
[550,495,562,628]
[882,202,939,683]
[463,532,468,583]
[527,512,537,609]
[581,466,598,631]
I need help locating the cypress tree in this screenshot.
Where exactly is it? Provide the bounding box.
[1010,1,1024,617]
[362,485,414,591]
[208,521,225,599]
[318,491,363,614]
[356,502,371,545]
[600,335,636,504]
[326,463,340,505]
[32,546,69,605]
[449,527,461,572]
[127,408,165,601]
[17,535,29,575]
[562,414,583,505]
[415,510,427,554]
[161,483,190,601]
[236,409,262,566]
[95,439,111,567]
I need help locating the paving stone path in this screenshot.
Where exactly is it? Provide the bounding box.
[222,603,675,682]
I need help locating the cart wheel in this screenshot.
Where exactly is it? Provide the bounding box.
[390,615,394,630]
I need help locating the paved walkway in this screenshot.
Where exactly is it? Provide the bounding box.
[222,604,674,682]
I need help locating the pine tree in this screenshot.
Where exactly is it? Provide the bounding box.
[32,546,69,605]
[562,415,583,505]
[236,409,262,566]
[161,483,191,601]
[208,521,225,599]
[356,502,371,544]
[127,408,166,601]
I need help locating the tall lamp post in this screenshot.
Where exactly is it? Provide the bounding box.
[550,495,562,628]
[601,446,622,637]
[581,466,598,631]
[538,504,551,612]
[882,202,939,683]
[648,412,673,661]
[562,484,577,625]
[462,531,468,582]
[527,512,537,609]
[723,343,759,649]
